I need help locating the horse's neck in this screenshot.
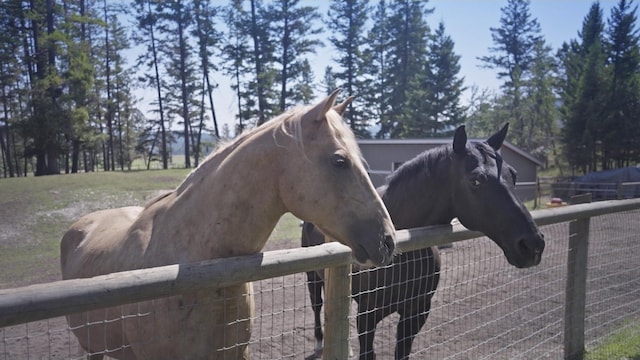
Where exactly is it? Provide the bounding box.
[147,128,286,262]
[383,152,454,229]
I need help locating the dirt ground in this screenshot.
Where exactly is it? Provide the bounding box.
[1,210,639,359]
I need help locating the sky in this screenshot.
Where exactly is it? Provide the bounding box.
[134,1,622,133]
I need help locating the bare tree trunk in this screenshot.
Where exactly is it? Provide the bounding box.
[146,0,168,169]
[176,0,191,168]
[250,0,267,125]
[1,86,15,177]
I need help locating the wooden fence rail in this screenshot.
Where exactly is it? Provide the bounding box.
[1,198,640,360]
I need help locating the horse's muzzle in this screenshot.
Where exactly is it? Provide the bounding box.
[379,234,396,265]
[353,233,396,267]
[514,232,545,268]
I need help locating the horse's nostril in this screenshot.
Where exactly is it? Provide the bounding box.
[518,235,545,256]
[518,238,532,253]
[384,234,395,251]
[379,234,395,264]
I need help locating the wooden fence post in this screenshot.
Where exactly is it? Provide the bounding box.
[323,264,351,360]
[564,193,592,360]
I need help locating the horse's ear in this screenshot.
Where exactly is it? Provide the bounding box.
[487,123,509,151]
[303,88,341,123]
[453,125,467,155]
[333,95,355,115]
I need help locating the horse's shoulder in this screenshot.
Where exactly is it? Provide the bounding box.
[62,207,143,251]
[61,206,145,278]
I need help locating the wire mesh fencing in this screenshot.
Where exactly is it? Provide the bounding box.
[1,203,639,359]
[347,210,640,359]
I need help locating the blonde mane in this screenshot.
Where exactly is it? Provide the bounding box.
[176,106,308,194]
[172,102,362,196]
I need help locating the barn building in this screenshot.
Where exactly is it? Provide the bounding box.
[357,138,543,202]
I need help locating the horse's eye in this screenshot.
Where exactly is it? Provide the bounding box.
[331,154,349,169]
[471,174,486,188]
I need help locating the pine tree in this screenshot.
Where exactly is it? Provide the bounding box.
[267,0,322,112]
[605,0,640,168]
[423,21,466,137]
[24,0,66,175]
[559,3,608,174]
[155,0,200,168]
[524,39,559,165]
[363,0,392,139]
[289,59,315,104]
[58,0,96,173]
[249,0,277,126]
[326,0,371,137]
[192,0,221,143]
[478,0,543,147]
[321,66,337,95]
[0,0,27,177]
[385,0,432,138]
[221,0,252,134]
[191,0,222,165]
[106,13,135,171]
[132,0,169,169]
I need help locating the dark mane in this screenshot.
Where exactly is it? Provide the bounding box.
[385,145,452,192]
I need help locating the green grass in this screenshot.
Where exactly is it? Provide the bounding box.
[0,170,189,287]
[586,322,640,360]
[267,213,303,243]
[0,169,302,288]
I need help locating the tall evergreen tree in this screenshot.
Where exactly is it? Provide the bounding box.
[423,21,466,137]
[267,0,322,112]
[326,0,371,137]
[559,3,608,174]
[385,0,432,138]
[132,0,169,169]
[289,59,315,104]
[0,0,27,177]
[478,0,543,147]
[524,39,559,163]
[192,0,221,143]
[221,0,252,134]
[24,0,67,175]
[58,0,96,173]
[363,0,392,139]
[107,12,135,171]
[156,0,199,168]
[249,0,277,126]
[605,0,640,168]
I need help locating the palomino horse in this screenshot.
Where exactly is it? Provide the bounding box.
[60,90,396,360]
[302,124,545,359]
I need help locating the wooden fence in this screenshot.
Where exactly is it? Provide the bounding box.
[1,198,640,359]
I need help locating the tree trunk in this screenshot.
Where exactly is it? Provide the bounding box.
[177,0,191,168]
[147,0,168,169]
[250,0,267,125]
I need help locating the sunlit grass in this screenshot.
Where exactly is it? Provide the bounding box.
[586,322,640,360]
[0,169,300,288]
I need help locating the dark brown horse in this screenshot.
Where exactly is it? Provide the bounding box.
[302,124,545,359]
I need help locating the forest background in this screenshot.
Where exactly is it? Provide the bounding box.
[0,0,639,178]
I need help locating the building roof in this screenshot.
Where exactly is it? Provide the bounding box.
[357,138,544,167]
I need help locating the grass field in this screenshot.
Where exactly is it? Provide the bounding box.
[586,322,640,360]
[0,170,301,288]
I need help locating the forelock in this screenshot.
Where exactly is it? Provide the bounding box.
[325,109,364,161]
